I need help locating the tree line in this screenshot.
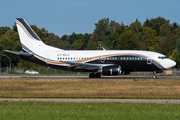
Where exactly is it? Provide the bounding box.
[0,17,180,68]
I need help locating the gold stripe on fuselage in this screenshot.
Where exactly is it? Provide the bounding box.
[35,53,162,67]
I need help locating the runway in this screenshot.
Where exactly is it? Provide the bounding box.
[0,75,180,79]
[0,98,180,104]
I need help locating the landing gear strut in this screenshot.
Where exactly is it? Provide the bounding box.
[89,73,101,78]
[152,71,157,79]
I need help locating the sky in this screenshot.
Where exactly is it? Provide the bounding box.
[1,0,180,37]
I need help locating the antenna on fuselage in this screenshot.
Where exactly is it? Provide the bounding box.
[99,44,105,51]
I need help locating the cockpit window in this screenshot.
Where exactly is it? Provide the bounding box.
[158,56,168,59]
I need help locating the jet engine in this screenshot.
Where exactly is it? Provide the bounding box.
[102,65,122,75]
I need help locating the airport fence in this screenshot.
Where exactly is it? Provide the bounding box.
[0,67,90,75]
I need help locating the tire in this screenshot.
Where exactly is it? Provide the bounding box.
[89,73,95,78]
[95,73,101,78]
[152,75,157,79]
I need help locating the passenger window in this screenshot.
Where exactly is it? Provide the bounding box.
[112,57,114,60]
[129,57,131,60]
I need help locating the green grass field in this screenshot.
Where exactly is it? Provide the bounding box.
[0,101,180,120]
[0,78,180,119]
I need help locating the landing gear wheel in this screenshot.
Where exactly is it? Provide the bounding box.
[95,73,101,78]
[89,73,95,78]
[152,75,157,79]
[152,71,157,79]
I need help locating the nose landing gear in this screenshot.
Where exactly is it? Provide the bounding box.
[152,71,157,79]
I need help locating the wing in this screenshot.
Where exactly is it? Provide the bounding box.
[62,61,101,70]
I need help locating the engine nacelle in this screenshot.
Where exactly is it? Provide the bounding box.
[102,65,122,75]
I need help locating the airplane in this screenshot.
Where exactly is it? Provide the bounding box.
[4,18,176,78]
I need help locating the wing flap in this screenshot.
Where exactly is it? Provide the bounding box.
[62,61,101,70]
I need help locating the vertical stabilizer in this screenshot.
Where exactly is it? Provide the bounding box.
[16,18,63,55]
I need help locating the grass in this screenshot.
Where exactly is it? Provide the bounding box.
[0,78,180,99]
[0,101,180,120]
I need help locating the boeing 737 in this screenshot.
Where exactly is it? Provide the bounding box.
[4,18,176,78]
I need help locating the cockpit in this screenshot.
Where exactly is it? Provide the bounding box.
[158,56,168,59]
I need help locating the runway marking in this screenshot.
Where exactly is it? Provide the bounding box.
[0,98,180,104]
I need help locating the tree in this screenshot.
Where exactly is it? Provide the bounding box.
[67,32,83,44]
[169,49,178,61]
[143,17,170,36]
[18,60,36,68]
[61,34,68,41]
[109,20,121,32]
[141,26,161,50]
[75,39,84,49]
[160,23,171,37]
[82,33,91,47]
[116,30,145,50]
[92,18,110,42]
[63,41,71,50]
[129,20,142,33]
[0,29,21,66]
[13,22,17,32]
[0,30,20,49]
[176,37,180,51]
[85,42,97,50]
[108,32,119,50]
[0,26,11,37]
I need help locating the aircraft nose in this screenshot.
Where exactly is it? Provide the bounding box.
[171,60,176,67]
[164,59,176,69]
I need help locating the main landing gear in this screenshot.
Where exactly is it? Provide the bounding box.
[89,73,101,78]
[152,71,157,79]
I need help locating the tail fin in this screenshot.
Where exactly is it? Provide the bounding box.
[16,18,41,41]
[16,18,63,54]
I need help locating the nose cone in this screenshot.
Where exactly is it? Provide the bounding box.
[163,59,176,69]
[172,60,176,68]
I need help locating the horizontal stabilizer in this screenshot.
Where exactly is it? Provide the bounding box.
[4,50,33,56]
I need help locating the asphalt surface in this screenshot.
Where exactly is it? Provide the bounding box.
[0,98,180,104]
[0,75,180,79]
